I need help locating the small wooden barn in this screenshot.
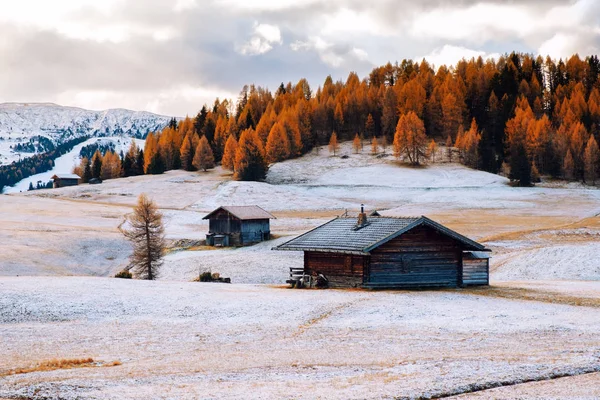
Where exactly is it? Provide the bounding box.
[203,206,276,247]
[275,211,490,289]
[51,173,80,188]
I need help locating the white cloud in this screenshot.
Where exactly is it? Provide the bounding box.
[237,23,282,55]
[54,85,237,116]
[538,32,600,60]
[320,7,395,37]
[174,0,197,12]
[255,23,282,43]
[410,0,596,47]
[215,0,319,12]
[291,37,370,68]
[418,45,500,69]
[351,48,369,61]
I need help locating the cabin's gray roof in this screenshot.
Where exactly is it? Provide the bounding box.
[203,205,276,220]
[52,173,81,180]
[275,216,488,255]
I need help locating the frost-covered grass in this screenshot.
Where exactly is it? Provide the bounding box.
[2,141,600,281]
[2,143,600,398]
[1,277,600,399]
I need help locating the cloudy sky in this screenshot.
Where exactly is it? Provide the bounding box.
[0,0,598,116]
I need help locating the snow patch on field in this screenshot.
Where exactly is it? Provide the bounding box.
[492,242,600,281]
[1,277,600,399]
[161,237,302,283]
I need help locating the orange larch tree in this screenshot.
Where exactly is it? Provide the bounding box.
[329,131,340,156]
[193,136,215,172]
[221,135,238,172]
[266,122,291,163]
[234,128,268,181]
[393,111,427,165]
[352,133,361,154]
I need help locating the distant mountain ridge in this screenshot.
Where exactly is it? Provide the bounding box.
[0,102,175,165]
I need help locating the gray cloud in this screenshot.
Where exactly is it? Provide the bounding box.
[0,0,596,116]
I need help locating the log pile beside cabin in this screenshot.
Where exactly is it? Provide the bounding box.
[275,208,490,289]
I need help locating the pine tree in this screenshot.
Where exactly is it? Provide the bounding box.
[193,136,215,172]
[393,112,427,165]
[136,150,144,175]
[121,194,165,280]
[459,119,482,168]
[334,103,344,134]
[442,92,463,140]
[83,157,92,183]
[28,182,34,191]
[371,136,379,155]
[563,149,575,180]
[352,133,361,154]
[510,142,532,186]
[180,134,194,171]
[143,132,158,174]
[329,131,340,156]
[91,150,103,179]
[381,135,388,155]
[584,135,599,184]
[531,162,541,183]
[222,135,238,172]
[147,151,166,175]
[101,151,121,180]
[446,135,453,162]
[428,139,437,163]
[234,128,268,181]
[266,122,291,163]
[365,114,375,138]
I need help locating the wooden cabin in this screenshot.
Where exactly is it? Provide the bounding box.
[275,211,490,289]
[51,173,80,188]
[203,206,276,247]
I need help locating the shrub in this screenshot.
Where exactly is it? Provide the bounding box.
[199,271,213,282]
[115,270,132,279]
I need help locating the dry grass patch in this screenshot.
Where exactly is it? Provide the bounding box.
[3,358,121,376]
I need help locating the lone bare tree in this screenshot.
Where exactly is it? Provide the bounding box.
[121,194,165,280]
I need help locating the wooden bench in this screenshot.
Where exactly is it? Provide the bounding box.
[286,267,312,288]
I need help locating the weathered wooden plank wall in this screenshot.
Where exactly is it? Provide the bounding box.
[305,252,367,288]
[240,219,271,243]
[367,225,462,288]
[462,258,489,286]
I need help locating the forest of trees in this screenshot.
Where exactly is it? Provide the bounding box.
[136,52,600,186]
[4,52,599,192]
[0,136,89,192]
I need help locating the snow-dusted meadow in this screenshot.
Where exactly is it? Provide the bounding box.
[1,141,600,398]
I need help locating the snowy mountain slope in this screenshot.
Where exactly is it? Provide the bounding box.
[0,103,174,165]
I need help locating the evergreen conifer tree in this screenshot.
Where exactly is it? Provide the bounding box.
[234,128,268,181]
[91,150,103,179]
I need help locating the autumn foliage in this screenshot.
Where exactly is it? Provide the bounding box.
[87,53,600,186]
[393,111,427,165]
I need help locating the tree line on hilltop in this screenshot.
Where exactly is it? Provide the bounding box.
[133,52,600,186]
[8,52,599,192]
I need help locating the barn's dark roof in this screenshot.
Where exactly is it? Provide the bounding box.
[52,173,81,180]
[203,205,276,220]
[275,216,488,255]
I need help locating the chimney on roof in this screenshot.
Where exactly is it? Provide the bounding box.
[356,203,368,229]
